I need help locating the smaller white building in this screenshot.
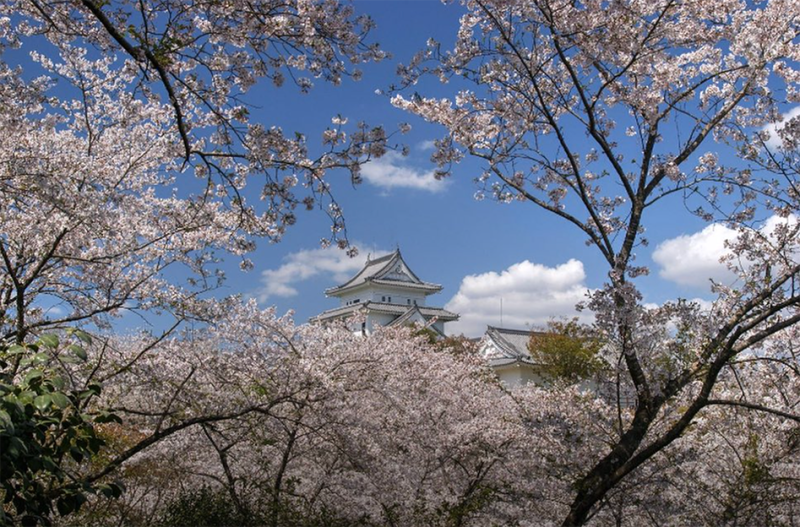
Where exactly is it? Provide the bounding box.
[480,326,547,388]
[481,326,635,406]
[311,249,458,336]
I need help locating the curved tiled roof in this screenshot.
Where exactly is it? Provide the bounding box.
[385,306,423,327]
[310,301,459,323]
[488,356,536,368]
[325,249,442,296]
[369,279,441,290]
[483,326,547,361]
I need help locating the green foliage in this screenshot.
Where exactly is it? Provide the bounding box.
[154,485,360,527]
[413,327,440,345]
[528,319,605,383]
[0,333,122,526]
[414,328,480,356]
[742,434,770,487]
[155,486,260,527]
[434,334,479,356]
[441,485,496,527]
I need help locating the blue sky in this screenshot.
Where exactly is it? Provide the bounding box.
[19,1,785,336]
[210,0,757,337]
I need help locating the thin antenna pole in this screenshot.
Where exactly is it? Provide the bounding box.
[500,297,503,327]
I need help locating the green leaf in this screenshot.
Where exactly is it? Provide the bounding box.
[77,388,97,400]
[23,369,43,384]
[73,329,92,345]
[10,437,31,456]
[15,392,33,406]
[97,484,114,498]
[49,376,66,390]
[6,345,26,356]
[41,457,58,472]
[20,353,48,368]
[56,497,73,516]
[68,344,87,361]
[69,448,84,463]
[50,392,70,409]
[33,395,51,411]
[109,481,125,498]
[59,354,83,365]
[94,412,122,424]
[0,410,16,437]
[39,334,59,349]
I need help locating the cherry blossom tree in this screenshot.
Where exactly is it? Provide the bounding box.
[392,0,800,524]
[58,306,527,527]
[0,0,396,522]
[4,0,800,524]
[18,305,795,526]
[4,0,393,244]
[0,0,398,343]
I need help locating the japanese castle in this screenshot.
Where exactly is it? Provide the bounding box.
[311,249,459,336]
[310,249,566,390]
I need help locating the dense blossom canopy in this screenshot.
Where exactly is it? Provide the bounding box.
[393,0,800,523]
[0,0,399,340]
[0,0,799,525]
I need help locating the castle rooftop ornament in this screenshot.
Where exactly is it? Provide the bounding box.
[311,249,458,335]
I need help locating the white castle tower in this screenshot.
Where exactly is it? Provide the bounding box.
[311,249,458,336]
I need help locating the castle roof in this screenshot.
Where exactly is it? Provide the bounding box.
[311,301,459,324]
[325,249,443,297]
[482,326,547,367]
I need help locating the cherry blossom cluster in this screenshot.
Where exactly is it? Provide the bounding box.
[391,0,800,523]
[2,0,396,254]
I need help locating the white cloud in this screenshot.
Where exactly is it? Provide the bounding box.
[653,215,799,289]
[762,106,800,151]
[643,298,714,312]
[445,259,593,337]
[652,223,737,288]
[763,213,799,238]
[45,305,66,316]
[689,297,715,312]
[417,139,436,151]
[760,214,800,261]
[257,244,388,301]
[360,151,447,193]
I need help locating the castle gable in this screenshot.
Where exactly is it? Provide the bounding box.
[325,249,442,297]
[313,248,456,336]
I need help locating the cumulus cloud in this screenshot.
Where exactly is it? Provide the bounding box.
[257,244,388,301]
[417,139,436,151]
[445,259,593,337]
[360,151,447,193]
[652,224,737,288]
[763,213,799,240]
[653,215,799,290]
[762,106,800,151]
[45,305,66,316]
